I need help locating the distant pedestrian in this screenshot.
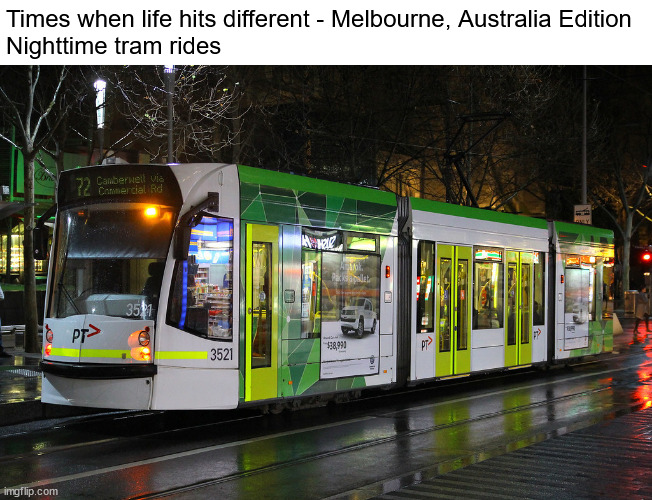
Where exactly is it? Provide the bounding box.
[0,283,11,358]
[634,286,650,333]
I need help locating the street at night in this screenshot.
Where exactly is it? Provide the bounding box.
[3,58,652,500]
[0,317,651,499]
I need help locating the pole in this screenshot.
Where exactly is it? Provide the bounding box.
[98,129,104,164]
[165,66,175,163]
[582,66,587,205]
[94,79,106,165]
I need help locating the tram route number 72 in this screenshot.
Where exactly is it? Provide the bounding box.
[210,347,233,361]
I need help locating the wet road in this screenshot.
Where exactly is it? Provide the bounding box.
[1,329,651,499]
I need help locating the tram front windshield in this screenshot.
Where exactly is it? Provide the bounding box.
[49,203,176,321]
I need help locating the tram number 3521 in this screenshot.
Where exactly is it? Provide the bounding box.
[210,347,233,361]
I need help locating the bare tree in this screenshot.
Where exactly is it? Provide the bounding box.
[0,66,75,352]
[106,66,245,163]
[582,67,652,296]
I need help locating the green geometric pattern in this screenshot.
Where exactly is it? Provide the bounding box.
[239,165,397,234]
[237,166,397,403]
[555,221,614,257]
[554,222,614,358]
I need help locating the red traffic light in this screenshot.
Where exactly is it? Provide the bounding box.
[643,251,652,262]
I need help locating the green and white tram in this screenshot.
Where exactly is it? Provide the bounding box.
[38,163,614,411]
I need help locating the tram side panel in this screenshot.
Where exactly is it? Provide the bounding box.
[236,166,398,406]
[408,199,549,384]
[550,221,614,363]
[152,163,242,410]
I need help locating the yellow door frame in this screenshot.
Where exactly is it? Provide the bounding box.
[506,251,533,367]
[435,244,472,377]
[245,224,279,402]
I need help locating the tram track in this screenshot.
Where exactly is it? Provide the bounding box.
[8,356,646,497]
[2,351,648,467]
[128,380,637,500]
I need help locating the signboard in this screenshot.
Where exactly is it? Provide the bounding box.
[574,204,592,225]
[13,150,88,200]
[59,164,182,207]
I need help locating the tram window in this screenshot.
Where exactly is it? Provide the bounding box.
[252,242,272,367]
[564,255,597,323]
[520,263,531,344]
[457,258,469,350]
[301,250,322,338]
[49,204,176,320]
[533,252,545,325]
[416,241,435,333]
[506,263,518,345]
[345,234,378,252]
[439,258,452,352]
[472,248,504,330]
[167,216,234,340]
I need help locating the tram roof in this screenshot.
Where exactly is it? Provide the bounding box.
[410,197,549,230]
[237,165,397,206]
[553,220,614,256]
[553,220,614,241]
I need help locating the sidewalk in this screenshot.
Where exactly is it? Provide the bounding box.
[0,327,98,426]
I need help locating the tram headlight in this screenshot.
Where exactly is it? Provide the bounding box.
[128,327,150,348]
[45,325,53,343]
[44,324,54,357]
[144,206,159,218]
[131,346,151,361]
[138,330,150,346]
[128,328,153,361]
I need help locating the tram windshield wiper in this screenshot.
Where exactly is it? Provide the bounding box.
[57,281,80,316]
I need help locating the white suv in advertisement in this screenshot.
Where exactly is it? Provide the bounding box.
[340,298,377,338]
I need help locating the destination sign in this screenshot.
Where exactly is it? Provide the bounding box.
[59,165,182,207]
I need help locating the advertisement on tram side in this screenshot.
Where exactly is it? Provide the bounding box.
[319,252,381,379]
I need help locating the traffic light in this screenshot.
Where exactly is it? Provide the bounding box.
[642,250,652,263]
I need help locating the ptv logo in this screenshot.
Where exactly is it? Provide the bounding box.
[72,324,101,343]
[421,336,433,351]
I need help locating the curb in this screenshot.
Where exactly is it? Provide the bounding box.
[0,400,102,426]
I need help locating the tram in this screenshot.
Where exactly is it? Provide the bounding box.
[38,163,614,410]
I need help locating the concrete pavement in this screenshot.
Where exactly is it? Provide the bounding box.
[0,327,99,426]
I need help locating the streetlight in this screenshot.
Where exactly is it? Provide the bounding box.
[164,65,175,163]
[94,79,106,164]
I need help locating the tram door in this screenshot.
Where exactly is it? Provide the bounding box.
[505,251,533,367]
[435,244,471,377]
[245,224,279,402]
